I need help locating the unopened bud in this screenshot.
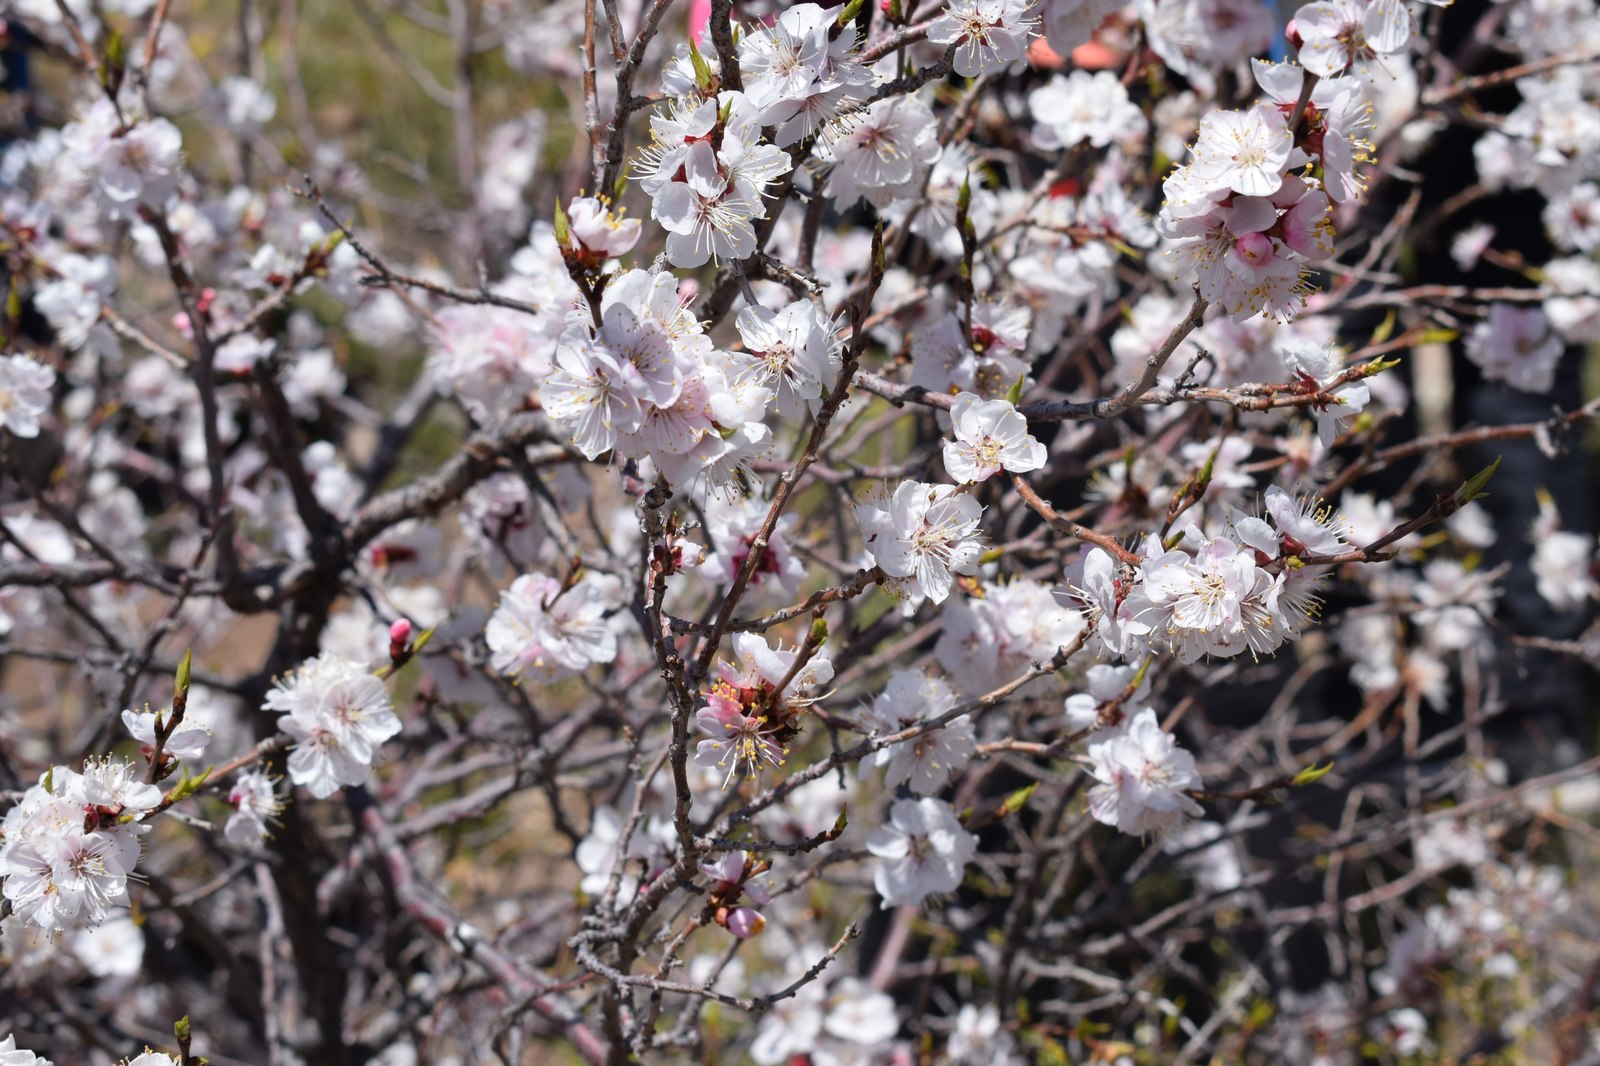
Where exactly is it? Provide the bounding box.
[724,906,766,939]
[174,648,192,699]
[553,198,571,247]
[389,617,414,665]
[1233,231,1274,267]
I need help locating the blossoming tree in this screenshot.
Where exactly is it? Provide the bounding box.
[2,0,1600,1061]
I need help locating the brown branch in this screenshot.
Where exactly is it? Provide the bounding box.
[1010,475,1141,565]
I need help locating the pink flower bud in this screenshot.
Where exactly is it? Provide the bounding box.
[389,618,414,645]
[1233,231,1274,267]
[724,906,766,939]
[1284,18,1303,51]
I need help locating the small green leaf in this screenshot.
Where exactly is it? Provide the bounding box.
[1369,308,1396,345]
[831,805,848,835]
[835,0,865,26]
[174,1016,192,1041]
[100,29,127,92]
[409,624,439,657]
[1004,374,1025,406]
[999,782,1038,817]
[808,616,829,646]
[1292,761,1335,787]
[553,199,571,247]
[1196,444,1219,487]
[1362,354,1402,375]
[688,37,715,93]
[174,648,193,699]
[1128,654,1155,692]
[165,767,213,805]
[1454,455,1502,505]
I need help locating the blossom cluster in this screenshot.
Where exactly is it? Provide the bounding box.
[3,0,1600,1060]
[1,762,155,931]
[1158,60,1373,321]
[263,653,403,799]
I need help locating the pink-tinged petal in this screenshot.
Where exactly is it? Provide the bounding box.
[699,852,745,884]
[1282,191,1334,259]
[724,906,766,938]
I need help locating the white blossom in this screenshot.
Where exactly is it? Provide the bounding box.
[865,797,978,907]
[821,95,942,209]
[947,1003,1025,1064]
[1085,708,1204,836]
[121,706,212,761]
[225,770,284,848]
[1030,71,1146,151]
[0,1036,53,1066]
[733,300,840,420]
[265,654,402,799]
[1531,498,1597,612]
[1120,536,1281,661]
[942,393,1046,483]
[861,670,975,794]
[1465,303,1563,393]
[485,571,622,682]
[823,977,900,1044]
[858,481,984,604]
[1295,0,1415,77]
[1281,339,1370,446]
[0,354,55,438]
[1,766,146,932]
[940,578,1088,691]
[927,0,1036,78]
[737,3,873,146]
[1189,105,1298,198]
